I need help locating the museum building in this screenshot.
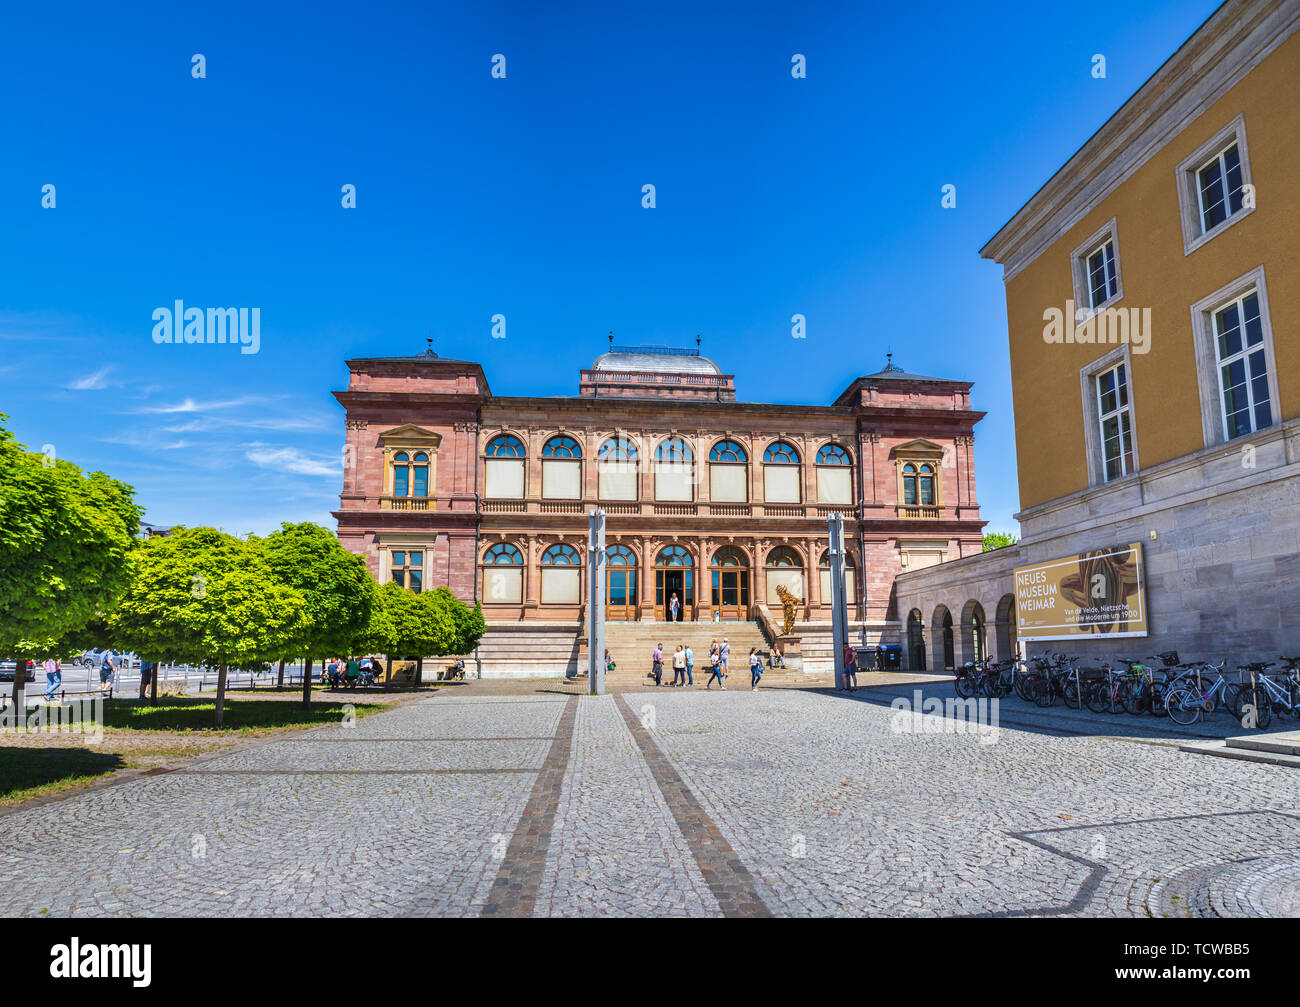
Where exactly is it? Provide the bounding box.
[333,340,988,676]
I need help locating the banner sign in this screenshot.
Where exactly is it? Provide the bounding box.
[1014,543,1147,641]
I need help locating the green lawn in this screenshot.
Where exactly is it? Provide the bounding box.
[94,697,385,732]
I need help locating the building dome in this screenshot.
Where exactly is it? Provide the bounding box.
[592,347,722,375]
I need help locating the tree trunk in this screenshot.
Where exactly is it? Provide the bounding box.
[414,655,423,687]
[215,663,228,727]
[10,655,26,718]
[149,658,158,706]
[277,658,286,689]
[385,655,393,689]
[302,656,313,710]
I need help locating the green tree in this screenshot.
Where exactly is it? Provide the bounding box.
[108,527,307,726]
[0,415,141,712]
[358,583,482,685]
[261,522,377,708]
[983,531,1019,552]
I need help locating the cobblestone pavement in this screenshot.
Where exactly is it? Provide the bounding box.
[0,686,1296,917]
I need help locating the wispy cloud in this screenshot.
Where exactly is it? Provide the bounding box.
[66,365,115,390]
[163,413,331,434]
[245,445,340,477]
[136,395,273,415]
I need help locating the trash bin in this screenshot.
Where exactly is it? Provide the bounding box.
[878,645,902,671]
[853,647,876,672]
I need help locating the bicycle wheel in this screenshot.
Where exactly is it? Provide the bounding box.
[1030,677,1054,707]
[1086,681,1111,715]
[1237,688,1272,730]
[1165,686,1201,726]
[1013,672,1033,702]
[1062,677,1084,710]
[954,674,976,699]
[1148,686,1169,717]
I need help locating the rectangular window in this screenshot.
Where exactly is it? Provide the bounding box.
[1096,363,1134,481]
[393,466,409,498]
[391,550,423,592]
[540,568,580,604]
[484,458,525,498]
[541,459,581,499]
[597,461,637,500]
[709,464,747,502]
[412,465,428,498]
[1197,143,1244,234]
[763,465,800,503]
[1214,291,1271,439]
[654,461,693,501]
[1087,241,1118,308]
[483,567,522,603]
[816,467,851,504]
[819,568,856,606]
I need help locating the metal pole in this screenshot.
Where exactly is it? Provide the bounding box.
[828,513,847,691]
[588,509,607,695]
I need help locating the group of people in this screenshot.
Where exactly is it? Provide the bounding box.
[321,656,380,688]
[636,638,766,691]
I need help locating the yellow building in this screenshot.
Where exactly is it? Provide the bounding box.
[896,0,1300,668]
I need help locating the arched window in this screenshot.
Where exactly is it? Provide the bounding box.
[482,543,523,603]
[818,549,857,609]
[393,452,410,498]
[542,435,581,458]
[485,543,523,564]
[607,544,636,567]
[485,434,526,499]
[541,435,582,499]
[709,440,748,502]
[606,544,638,615]
[655,545,693,567]
[541,543,580,565]
[816,443,853,505]
[918,464,936,506]
[712,545,748,567]
[762,441,801,503]
[765,546,804,605]
[486,434,525,457]
[597,437,638,500]
[654,438,694,501]
[709,440,747,462]
[540,543,581,604]
[902,463,918,505]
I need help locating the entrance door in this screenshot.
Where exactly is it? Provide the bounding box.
[605,545,638,620]
[654,545,694,621]
[710,546,750,620]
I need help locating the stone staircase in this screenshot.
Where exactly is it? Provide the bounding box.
[602,620,810,686]
[1180,729,1300,768]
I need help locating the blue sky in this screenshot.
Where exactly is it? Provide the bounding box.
[0,0,1222,536]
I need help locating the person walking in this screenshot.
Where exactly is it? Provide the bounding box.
[706,646,725,690]
[138,657,154,700]
[672,644,686,686]
[99,651,116,694]
[42,657,62,701]
[683,643,694,687]
[719,638,731,681]
[668,592,680,623]
[651,643,664,686]
[842,641,858,692]
[749,647,763,690]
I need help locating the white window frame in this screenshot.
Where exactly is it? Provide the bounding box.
[1079,344,1140,487]
[1069,217,1123,315]
[1095,362,1134,482]
[1175,114,1254,257]
[1189,265,1279,448]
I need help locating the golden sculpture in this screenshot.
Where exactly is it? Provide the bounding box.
[774,584,802,636]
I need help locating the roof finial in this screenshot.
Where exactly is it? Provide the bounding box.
[696,332,701,353]
[609,330,614,351]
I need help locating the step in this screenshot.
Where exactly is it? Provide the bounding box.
[1179,739,1300,769]
[1224,730,1300,757]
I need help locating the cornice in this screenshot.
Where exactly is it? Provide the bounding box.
[981,0,1300,282]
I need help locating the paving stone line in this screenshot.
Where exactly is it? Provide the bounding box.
[613,694,773,918]
[481,695,578,916]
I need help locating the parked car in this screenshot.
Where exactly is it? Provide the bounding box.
[79,650,137,670]
[0,660,36,683]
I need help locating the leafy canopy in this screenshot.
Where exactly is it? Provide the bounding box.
[0,414,141,657]
[109,526,308,666]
